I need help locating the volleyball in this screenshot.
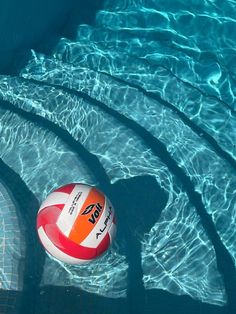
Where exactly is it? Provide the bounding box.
[36,183,116,264]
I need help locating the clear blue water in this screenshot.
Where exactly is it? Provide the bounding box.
[0,0,236,313]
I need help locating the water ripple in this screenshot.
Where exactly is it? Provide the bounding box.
[18,49,236,269]
[0,0,236,309]
[0,78,227,305]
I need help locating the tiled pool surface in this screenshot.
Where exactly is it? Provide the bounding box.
[0,0,236,313]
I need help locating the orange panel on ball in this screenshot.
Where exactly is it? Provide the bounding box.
[68,188,105,245]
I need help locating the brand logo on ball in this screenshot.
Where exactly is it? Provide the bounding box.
[81,204,95,215]
[81,202,103,224]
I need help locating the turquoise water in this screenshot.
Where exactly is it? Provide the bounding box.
[0,0,236,313]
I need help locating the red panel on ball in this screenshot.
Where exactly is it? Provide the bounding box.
[54,183,76,195]
[37,205,61,229]
[44,223,98,260]
[96,233,110,256]
[37,205,99,260]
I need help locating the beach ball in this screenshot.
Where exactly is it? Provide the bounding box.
[36,183,116,264]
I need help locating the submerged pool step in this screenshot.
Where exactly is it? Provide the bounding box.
[19,54,236,281]
[102,0,236,19]
[0,76,227,305]
[0,182,25,291]
[57,20,236,111]
[46,39,236,161]
[0,107,128,297]
[49,26,236,116]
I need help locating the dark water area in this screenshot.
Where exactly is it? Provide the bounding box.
[0,0,103,74]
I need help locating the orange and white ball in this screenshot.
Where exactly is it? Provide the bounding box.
[36,183,116,264]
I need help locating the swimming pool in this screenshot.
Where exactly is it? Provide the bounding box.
[0,0,236,313]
